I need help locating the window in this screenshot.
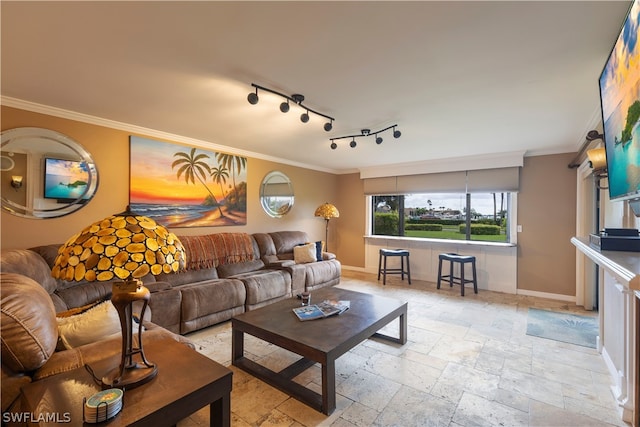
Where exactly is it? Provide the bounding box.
[371,192,513,243]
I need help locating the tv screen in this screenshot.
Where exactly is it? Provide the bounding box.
[43,157,92,201]
[598,0,640,203]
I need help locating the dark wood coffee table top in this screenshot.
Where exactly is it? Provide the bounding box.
[20,338,232,426]
[233,287,405,354]
[232,286,407,414]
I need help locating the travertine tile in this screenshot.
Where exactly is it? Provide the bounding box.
[337,402,380,427]
[336,369,402,412]
[176,270,630,427]
[363,351,439,393]
[430,362,500,404]
[452,392,528,427]
[373,385,457,426]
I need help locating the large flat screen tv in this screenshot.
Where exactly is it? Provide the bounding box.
[43,157,91,202]
[598,0,640,211]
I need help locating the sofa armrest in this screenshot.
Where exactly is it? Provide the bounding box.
[267,260,295,268]
[1,365,31,413]
[322,252,336,261]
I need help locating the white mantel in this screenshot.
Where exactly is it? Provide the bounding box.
[572,236,640,425]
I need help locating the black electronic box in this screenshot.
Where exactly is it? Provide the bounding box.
[589,228,640,252]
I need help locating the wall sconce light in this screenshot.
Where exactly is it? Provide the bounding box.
[247,83,335,132]
[329,125,401,150]
[568,129,605,168]
[587,147,608,189]
[10,175,23,190]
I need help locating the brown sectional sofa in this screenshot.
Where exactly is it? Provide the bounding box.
[0,230,340,417]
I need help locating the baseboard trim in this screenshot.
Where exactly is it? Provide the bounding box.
[341,265,366,273]
[517,288,576,302]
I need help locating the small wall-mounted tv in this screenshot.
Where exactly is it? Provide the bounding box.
[598,0,640,211]
[43,157,91,202]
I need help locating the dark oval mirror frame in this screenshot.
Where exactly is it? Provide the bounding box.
[1,127,99,219]
[260,171,294,218]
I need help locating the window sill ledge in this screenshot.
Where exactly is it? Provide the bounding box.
[364,235,516,248]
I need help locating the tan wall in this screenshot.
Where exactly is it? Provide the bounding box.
[517,153,577,295]
[335,173,366,268]
[1,106,338,250]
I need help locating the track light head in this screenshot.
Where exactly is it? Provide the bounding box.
[247,92,259,105]
[328,123,398,150]
[330,142,337,150]
[247,84,335,132]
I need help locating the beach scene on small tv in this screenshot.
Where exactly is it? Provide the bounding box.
[599,0,640,201]
[43,157,91,201]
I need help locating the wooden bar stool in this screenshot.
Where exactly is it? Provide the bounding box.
[377,249,411,285]
[437,253,478,296]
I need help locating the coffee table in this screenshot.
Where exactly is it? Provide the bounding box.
[20,338,232,426]
[231,287,407,415]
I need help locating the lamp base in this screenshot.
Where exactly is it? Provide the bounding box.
[107,279,157,390]
[101,363,158,390]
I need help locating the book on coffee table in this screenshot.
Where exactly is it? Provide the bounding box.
[292,305,326,321]
[292,300,350,321]
[318,300,350,316]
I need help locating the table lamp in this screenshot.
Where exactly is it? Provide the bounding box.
[51,207,185,389]
[314,202,339,251]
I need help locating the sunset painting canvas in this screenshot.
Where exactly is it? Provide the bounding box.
[129,136,247,227]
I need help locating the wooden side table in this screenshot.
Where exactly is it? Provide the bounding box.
[19,338,232,427]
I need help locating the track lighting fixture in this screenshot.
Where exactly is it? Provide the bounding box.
[247,83,335,132]
[329,125,401,150]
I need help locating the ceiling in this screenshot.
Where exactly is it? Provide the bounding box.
[0,1,631,174]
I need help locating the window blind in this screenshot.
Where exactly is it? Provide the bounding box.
[363,167,520,195]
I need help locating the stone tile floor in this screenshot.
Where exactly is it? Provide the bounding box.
[177,270,630,427]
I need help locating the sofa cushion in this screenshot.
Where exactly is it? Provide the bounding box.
[56,301,122,350]
[216,259,265,278]
[269,231,310,256]
[0,249,58,294]
[239,270,292,306]
[157,268,219,286]
[294,243,317,264]
[1,273,58,373]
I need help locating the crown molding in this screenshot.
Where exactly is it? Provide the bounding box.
[1,96,343,174]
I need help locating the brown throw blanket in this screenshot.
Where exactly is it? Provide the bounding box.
[179,233,255,270]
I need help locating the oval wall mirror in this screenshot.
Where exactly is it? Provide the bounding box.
[260,171,294,218]
[1,127,99,218]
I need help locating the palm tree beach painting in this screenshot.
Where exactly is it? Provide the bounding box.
[129,136,247,227]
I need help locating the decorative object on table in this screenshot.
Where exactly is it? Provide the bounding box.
[83,388,124,423]
[129,135,247,227]
[301,292,311,306]
[526,308,598,348]
[314,202,339,251]
[51,206,186,389]
[246,83,335,132]
[329,125,401,149]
